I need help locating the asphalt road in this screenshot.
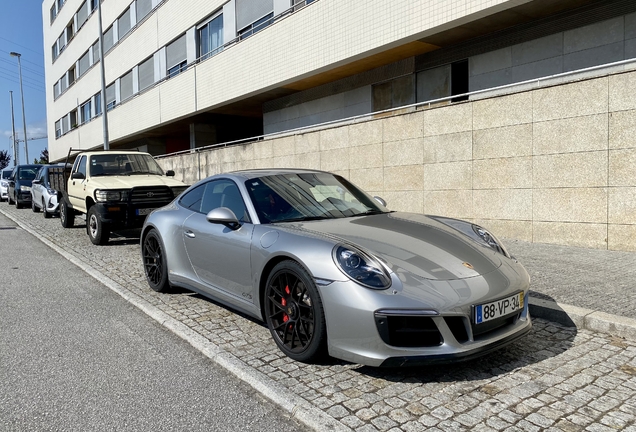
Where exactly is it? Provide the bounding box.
[0,213,302,432]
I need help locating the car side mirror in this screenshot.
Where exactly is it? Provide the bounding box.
[166,170,175,177]
[206,207,240,229]
[71,172,85,180]
[374,196,387,207]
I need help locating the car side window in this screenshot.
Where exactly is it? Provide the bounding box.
[179,184,205,212]
[77,156,87,177]
[200,179,250,223]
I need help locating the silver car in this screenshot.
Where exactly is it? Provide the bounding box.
[31,165,61,218]
[0,168,12,201]
[141,169,531,367]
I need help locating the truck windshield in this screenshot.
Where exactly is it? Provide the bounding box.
[89,153,165,177]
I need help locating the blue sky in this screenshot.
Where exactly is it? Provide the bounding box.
[0,0,48,166]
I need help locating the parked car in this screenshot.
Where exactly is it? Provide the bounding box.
[0,168,12,201]
[7,164,41,209]
[140,169,531,367]
[31,164,63,218]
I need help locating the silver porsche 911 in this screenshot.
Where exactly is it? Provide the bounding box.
[140,169,531,367]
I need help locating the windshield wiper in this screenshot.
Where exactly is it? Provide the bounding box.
[350,210,386,217]
[281,215,331,222]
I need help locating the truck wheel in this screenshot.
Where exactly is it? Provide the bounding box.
[15,197,22,209]
[60,199,74,228]
[31,198,40,213]
[87,206,110,245]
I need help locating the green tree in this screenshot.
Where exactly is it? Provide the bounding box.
[34,148,49,165]
[0,150,11,170]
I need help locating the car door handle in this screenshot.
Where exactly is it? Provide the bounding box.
[184,230,196,238]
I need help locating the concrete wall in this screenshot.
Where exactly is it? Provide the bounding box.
[470,14,636,91]
[157,68,636,252]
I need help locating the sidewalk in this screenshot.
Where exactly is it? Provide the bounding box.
[504,239,636,340]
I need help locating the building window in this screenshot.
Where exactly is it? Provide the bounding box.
[166,35,187,78]
[68,65,76,86]
[60,75,68,92]
[92,41,100,64]
[105,83,116,111]
[120,70,134,101]
[70,109,78,129]
[58,34,66,53]
[53,81,61,99]
[198,13,223,60]
[77,1,89,29]
[55,120,61,138]
[136,0,152,22]
[57,0,65,10]
[78,50,90,77]
[138,56,155,91]
[90,0,97,11]
[238,13,274,40]
[104,26,114,53]
[52,43,59,61]
[80,100,91,124]
[118,8,132,38]
[94,92,102,116]
[50,4,57,23]
[65,20,75,44]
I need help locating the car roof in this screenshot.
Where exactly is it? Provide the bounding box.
[226,168,332,180]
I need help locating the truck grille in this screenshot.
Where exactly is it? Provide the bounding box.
[130,186,173,205]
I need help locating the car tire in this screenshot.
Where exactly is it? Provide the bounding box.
[15,196,22,209]
[43,199,51,219]
[87,206,110,245]
[264,260,327,363]
[142,229,170,292]
[60,199,74,228]
[31,198,40,213]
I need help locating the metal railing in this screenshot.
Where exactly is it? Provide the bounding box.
[155,57,636,161]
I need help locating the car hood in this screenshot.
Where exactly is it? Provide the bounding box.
[89,175,187,189]
[281,212,502,281]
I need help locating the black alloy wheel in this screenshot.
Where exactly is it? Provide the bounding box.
[142,229,170,292]
[264,260,327,363]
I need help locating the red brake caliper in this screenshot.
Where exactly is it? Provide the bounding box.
[282,285,290,323]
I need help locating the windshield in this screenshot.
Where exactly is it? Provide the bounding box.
[245,172,388,224]
[89,153,164,177]
[17,166,39,181]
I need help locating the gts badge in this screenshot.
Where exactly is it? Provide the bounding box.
[242,292,253,300]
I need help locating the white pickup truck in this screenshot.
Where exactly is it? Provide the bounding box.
[50,150,188,245]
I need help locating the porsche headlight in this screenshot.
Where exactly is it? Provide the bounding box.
[334,244,391,289]
[472,225,510,258]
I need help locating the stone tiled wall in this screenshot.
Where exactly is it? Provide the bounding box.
[157,69,636,252]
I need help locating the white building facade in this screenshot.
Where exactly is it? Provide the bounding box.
[43,0,636,250]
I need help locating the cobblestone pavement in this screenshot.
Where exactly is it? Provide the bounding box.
[3,203,636,432]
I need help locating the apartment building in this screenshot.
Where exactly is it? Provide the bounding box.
[43,0,636,250]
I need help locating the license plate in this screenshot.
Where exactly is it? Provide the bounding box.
[136,208,153,216]
[474,292,524,324]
